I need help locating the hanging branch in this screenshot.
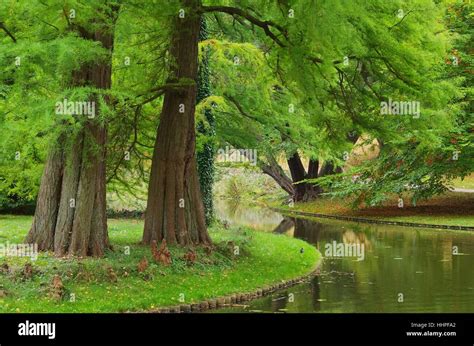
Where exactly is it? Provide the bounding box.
[134,82,189,106]
[389,10,414,31]
[0,21,17,43]
[200,5,288,47]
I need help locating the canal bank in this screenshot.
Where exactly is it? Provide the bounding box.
[271,207,474,231]
[213,200,474,313]
[0,215,321,313]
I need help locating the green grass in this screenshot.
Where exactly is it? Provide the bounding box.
[269,191,474,227]
[0,215,319,313]
[367,215,474,227]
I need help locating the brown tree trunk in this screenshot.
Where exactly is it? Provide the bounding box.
[287,153,322,202]
[263,131,358,201]
[319,161,343,177]
[143,0,211,246]
[260,153,295,196]
[26,28,113,257]
[53,130,84,255]
[26,140,65,250]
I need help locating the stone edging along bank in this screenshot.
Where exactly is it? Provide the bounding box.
[272,208,474,231]
[143,261,322,313]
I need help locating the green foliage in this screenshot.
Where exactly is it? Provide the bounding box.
[215,165,281,200]
[308,0,473,205]
[0,0,119,209]
[0,0,470,212]
[200,0,467,207]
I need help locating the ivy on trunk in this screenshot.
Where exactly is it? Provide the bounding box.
[196,16,215,226]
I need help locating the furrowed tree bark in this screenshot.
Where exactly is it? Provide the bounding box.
[143,0,211,246]
[26,22,114,257]
[26,139,65,250]
[53,131,83,255]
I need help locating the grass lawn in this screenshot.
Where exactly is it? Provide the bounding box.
[271,191,474,227]
[0,215,320,313]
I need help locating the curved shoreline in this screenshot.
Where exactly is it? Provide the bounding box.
[146,259,322,313]
[271,207,474,231]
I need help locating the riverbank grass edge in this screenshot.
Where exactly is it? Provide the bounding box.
[267,191,474,227]
[0,215,320,312]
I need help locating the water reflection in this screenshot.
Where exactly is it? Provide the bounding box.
[214,198,283,232]
[214,203,474,313]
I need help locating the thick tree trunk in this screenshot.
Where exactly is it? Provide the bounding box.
[260,154,295,196]
[287,153,322,202]
[53,131,84,255]
[26,29,113,257]
[319,161,343,177]
[143,0,211,246]
[67,123,108,257]
[26,140,65,250]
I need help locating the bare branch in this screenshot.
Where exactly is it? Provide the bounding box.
[201,5,287,47]
[224,93,260,122]
[0,21,17,43]
[389,10,414,31]
[134,82,187,106]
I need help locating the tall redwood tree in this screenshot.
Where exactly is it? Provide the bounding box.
[26,14,116,257]
[143,0,211,245]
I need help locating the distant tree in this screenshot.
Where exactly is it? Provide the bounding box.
[316,0,472,207]
[200,0,458,204]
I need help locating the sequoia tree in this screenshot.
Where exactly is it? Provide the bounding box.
[143,0,211,245]
[143,0,290,244]
[25,3,117,257]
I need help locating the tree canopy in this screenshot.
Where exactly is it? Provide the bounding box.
[0,0,471,254]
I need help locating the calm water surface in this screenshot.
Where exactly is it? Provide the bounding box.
[214,199,474,313]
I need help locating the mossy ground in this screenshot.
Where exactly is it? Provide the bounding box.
[0,215,319,312]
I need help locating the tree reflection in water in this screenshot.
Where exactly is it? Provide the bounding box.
[213,204,474,313]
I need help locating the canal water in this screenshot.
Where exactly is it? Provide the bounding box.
[214,199,474,313]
